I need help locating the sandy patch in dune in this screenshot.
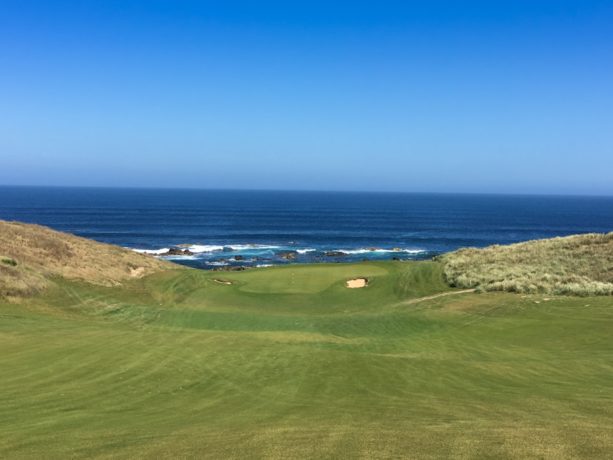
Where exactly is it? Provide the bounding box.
[129,267,146,278]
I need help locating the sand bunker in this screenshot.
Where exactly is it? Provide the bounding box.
[213,278,233,285]
[346,278,368,288]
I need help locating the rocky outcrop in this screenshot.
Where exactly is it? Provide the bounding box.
[163,248,194,256]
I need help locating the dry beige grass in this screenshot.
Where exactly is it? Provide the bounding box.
[438,232,613,295]
[0,220,176,298]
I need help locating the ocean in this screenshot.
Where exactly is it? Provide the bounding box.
[1,186,612,269]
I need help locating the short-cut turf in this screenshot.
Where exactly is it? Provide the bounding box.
[1,261,613,458]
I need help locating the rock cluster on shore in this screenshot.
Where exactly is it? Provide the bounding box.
[162,248,194,256]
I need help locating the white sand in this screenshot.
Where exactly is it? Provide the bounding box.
[346,278,368,288]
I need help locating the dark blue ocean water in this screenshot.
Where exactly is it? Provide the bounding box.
[1,186,612,269]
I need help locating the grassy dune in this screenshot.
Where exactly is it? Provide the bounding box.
[0,220,172,298]
[1,259,613,458]
[439,232,613,295]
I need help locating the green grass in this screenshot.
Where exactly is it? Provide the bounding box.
[1,261,613,458]
[1,257,17,267]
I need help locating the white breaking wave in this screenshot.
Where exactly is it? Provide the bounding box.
[131,245,224,256]
[187,244,226,253]
[296,248,316,254]
[227,244,281,251]
[334,248,427,255]
[256,264,273,268]
[206,261,230,266]
[132,248,171,255]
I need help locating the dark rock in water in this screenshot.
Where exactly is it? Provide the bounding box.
[279,251,297,260]
[233,255,244,261]
[392,257,400,261]
[325,251,345,257]
[164,248,194,256]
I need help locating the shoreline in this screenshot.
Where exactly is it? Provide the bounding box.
[130,244,433,270]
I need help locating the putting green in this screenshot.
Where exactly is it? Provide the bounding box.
[227,263,388,294]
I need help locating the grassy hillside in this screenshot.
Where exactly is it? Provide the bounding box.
[0,220,174,299]
[439,232,613,295]
[1,258,613,458]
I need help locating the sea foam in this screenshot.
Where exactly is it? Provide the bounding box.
[334,248,426,255]
[227,244,281,251]
[132,248,171,255]
[187,244,225,253]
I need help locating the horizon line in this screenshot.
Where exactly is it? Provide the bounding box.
[1,184,612,199]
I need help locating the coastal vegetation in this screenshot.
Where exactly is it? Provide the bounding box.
[439,232,613,295]
[1,222,612,458]
[0,220,172,299]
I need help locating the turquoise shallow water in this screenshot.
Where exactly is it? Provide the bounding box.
[1,186,612,269]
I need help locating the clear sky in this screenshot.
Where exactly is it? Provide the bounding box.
[1,1,612,194]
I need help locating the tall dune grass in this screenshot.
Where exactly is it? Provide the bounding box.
[438,233,613,296]
[0,220,174,299]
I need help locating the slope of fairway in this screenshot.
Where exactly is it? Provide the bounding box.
[1,260,613,458]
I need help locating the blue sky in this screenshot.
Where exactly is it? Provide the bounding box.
[1,1,612,194]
